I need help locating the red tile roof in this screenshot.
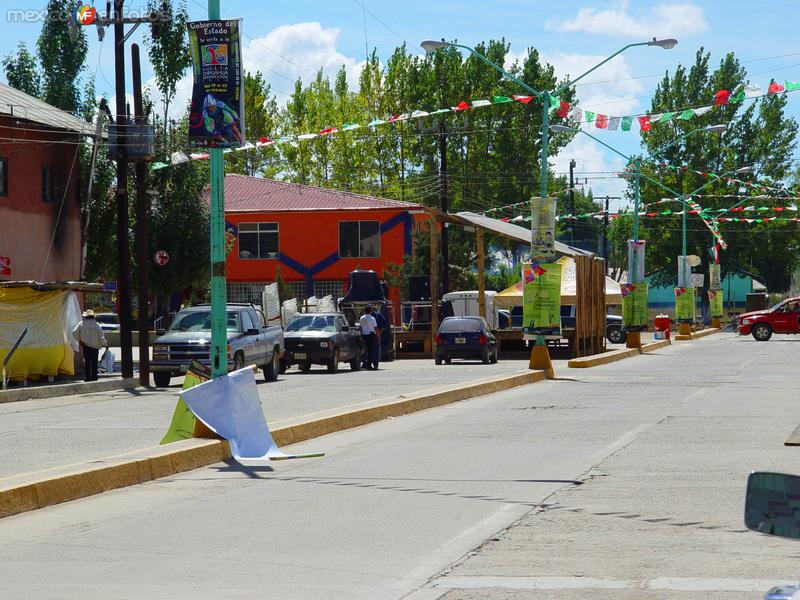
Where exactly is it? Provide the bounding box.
[211,174,425,213]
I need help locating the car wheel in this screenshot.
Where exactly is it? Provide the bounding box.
[491,347,499,363]
[606,326,626,344]
[350,349,362,371]
[445,357,452,364]
[752,323,773,341]
[263,349,279,382]
[300,361,311,373]
[482,347,490,364]
[327,349,340,373]
[435,356,443,366]
[153,372,171,387]
[233,352,245,371]
[279,358,288,374]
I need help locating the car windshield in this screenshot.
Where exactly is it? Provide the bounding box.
[95,314,119,324]
[168,310,240,333]
[439,318,482,333]
[286,315,337,332]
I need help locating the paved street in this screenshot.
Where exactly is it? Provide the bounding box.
[0,333,798,599]
[0,356,557,478]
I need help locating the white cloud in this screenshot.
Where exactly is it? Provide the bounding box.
[546,0,707,38]
[243,22,365,96]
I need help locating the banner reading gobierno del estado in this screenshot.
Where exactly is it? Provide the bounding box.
[187,19,245,148]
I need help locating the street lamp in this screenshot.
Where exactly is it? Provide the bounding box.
[422,36,677,371]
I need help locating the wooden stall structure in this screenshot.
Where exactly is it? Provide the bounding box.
[574,255,607,357]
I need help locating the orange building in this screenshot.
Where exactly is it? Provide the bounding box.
[219,175,427,314]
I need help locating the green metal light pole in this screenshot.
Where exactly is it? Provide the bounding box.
[208,0,227,378]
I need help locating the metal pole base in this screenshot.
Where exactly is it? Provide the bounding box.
[711,318,721,329]
[529,344,555,378]
[678,322,692,337]
[625,331,642,350]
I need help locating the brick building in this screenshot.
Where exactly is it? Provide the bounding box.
[0,83,95,282]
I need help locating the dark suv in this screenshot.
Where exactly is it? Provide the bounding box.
[283,313,363,373]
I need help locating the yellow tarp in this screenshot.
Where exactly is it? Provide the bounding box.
[0,288,80,380]
[495,256,623,308]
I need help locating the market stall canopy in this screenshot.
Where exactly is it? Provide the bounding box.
[495,257,623,308]
[452,211,592,258]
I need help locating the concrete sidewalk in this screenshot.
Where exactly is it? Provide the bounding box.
[423,332,800,599]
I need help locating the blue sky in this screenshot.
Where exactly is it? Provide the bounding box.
[1,0,798,207]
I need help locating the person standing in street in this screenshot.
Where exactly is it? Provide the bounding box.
[73,309,108,382]
[371,307,387,370]
[359,305,378,370]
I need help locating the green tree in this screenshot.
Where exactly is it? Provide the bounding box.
[37,0,88,113]
[614,49,799,294]
[2,42,41,96]
[146,0,191,140]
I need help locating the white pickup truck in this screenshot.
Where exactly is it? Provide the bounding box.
[150,303,284,387]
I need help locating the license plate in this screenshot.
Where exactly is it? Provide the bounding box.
[294,352,307,360]
[455,337,466,344]
[179,364,189,373]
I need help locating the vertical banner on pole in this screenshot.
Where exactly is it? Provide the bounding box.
[675,287,696,322]
[621,283,648,329]
[677,256,692,288]
[187,19,245,148]
[627,240,645,284]
[709,263,721,290]
[708,289,723,318]
[522,261,562,337]
[531,197,557,263]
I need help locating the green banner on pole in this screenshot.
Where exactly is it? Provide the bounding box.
[675,287,696,322]
[708,289,724,318]
[522,262,562,336]
[709,263,721,289]
[622,283,648,329]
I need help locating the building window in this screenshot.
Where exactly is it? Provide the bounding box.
[238,222,278,259]
[41,166,53,203]
[314,280,344,299]
[0,158,7,196]
[339,220,380,258]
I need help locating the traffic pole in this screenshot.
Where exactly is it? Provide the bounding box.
[208,0,227,378]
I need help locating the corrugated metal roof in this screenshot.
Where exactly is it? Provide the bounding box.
[453,211,592,257]
[0,82,95,135]
[216,174,425,212]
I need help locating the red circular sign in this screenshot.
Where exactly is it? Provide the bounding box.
[154,250,170,266]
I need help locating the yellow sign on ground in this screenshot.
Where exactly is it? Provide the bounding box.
[160,366,211,444]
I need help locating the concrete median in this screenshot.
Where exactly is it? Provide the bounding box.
[0,369,545,519]
[568,339,672,369]
[0,377,140,404]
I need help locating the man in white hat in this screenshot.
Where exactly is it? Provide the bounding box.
[72,309,108,382]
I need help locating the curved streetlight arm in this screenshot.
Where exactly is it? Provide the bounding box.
[555,125,632,162]
[553,42,649,97]
[443,42,541,97]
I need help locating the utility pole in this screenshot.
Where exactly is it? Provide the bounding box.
[601,196,622,266]
[132,43,150,387]
[568,158,576,246]
[439,118,449,294]
[114,0,133,380]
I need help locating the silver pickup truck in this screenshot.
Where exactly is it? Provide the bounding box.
[150,303,284,387]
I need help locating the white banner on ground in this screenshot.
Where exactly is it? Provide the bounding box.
[181,367,323,463]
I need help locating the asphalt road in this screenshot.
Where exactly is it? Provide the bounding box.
[0,356,557,478]
[1,333,797,599]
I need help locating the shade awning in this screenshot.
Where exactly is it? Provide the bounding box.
[495,257,623,307]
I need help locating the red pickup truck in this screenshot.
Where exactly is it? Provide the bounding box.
[738,296,800,341]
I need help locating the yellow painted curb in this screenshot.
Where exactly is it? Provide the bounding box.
[641,339,671,352]
[676,327,720,341]
[0,370,544,519]
[567,347,640,368]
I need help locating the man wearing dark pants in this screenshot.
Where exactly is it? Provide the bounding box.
[72,309,108,382]
[359,305,378,370]
[372,308,387,370]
